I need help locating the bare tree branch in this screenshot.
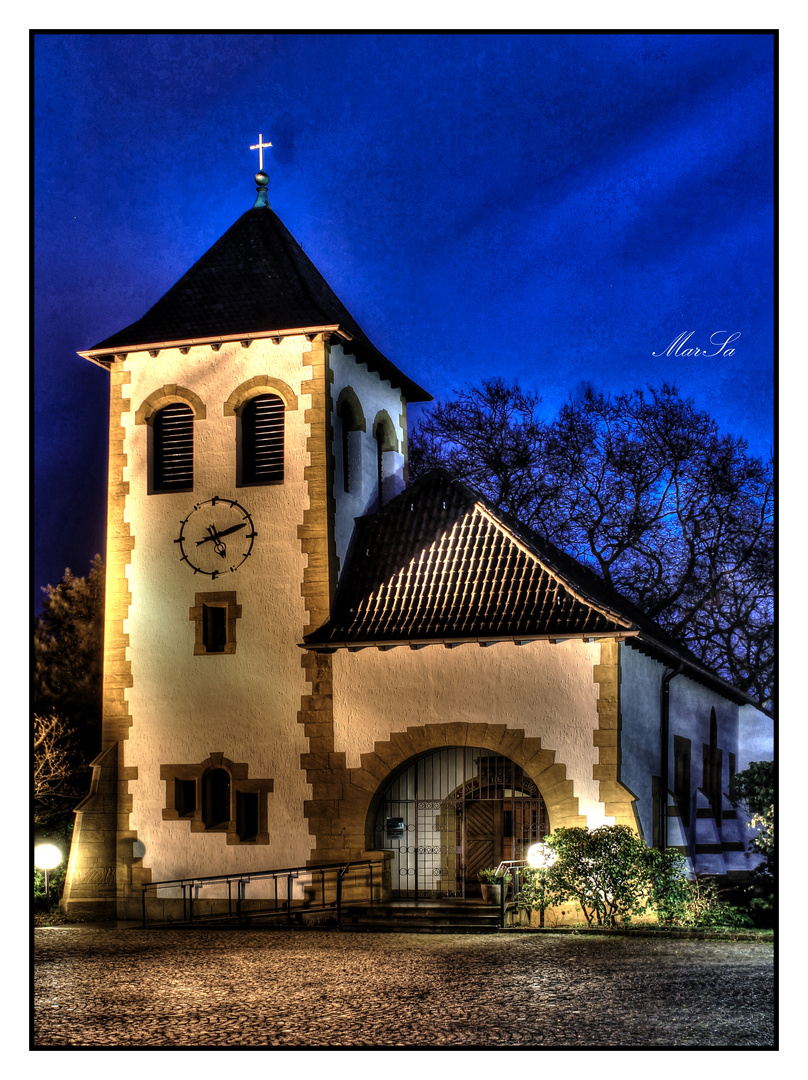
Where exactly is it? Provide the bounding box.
[410,382,773,708]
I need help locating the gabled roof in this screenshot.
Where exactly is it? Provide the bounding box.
[305,469,758,707]
[306,470,636,648]
[81,205,430,403]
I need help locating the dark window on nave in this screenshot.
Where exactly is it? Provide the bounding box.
[703,708,723,823]
[376,434,384,506]
[673,735,691,828]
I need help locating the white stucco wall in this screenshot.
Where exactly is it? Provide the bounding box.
[332,638,611,826]
[330,344,406,572]
[121,337,316,882]
[620,643,755,846]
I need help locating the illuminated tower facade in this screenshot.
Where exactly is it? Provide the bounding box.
[61,167,427,917]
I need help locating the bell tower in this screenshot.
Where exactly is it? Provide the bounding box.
[61,152,430,919]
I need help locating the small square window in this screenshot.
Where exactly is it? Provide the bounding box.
[203,605,227,653]
[190,592,241,655]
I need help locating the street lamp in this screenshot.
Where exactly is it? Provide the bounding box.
[526,841,556,870]
[526,842,557,927]
[35,844,62,911]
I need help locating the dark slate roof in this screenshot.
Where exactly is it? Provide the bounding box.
[306,470,635,647]
[305,469,757,706]
[87,206,430,403]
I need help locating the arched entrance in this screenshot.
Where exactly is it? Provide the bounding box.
[373,746,548,898]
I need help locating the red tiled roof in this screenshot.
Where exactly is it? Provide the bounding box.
[86,206,431,403]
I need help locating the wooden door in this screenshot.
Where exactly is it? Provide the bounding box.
[463,801,504,885]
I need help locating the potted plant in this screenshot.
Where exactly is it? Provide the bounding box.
[478,867,512,905]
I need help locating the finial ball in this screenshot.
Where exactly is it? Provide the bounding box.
[255,170,269,186]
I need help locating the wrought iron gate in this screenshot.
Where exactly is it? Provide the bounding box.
[373,746,548,898]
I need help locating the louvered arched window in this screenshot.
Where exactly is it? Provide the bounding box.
[241,394,284,485]
[153,402,194,492]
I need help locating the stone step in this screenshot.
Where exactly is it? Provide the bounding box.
[345,905,499,916]
[342,919,501,934]
[339,902,503,934]
[343,911,500,923]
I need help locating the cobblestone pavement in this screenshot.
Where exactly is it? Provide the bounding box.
[33,927,775,1048]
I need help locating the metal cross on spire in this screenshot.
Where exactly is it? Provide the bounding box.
[250,134,273,172]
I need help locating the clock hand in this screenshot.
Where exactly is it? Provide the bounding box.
[195,522,247,545]
[196,525,221,546]
[196,524,227,558]
[212,522,247,540]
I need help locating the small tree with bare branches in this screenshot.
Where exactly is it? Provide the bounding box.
[34,713,84,825]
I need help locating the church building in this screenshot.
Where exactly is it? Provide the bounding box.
[61,160,772,921]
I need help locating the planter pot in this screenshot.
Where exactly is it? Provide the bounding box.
[480,883,502,905]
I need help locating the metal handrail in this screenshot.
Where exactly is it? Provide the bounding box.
[140,859,379,928]
[496,860,528,928]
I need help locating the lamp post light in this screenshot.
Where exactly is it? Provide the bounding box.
[35,844,62,912]
[526,842,557,928]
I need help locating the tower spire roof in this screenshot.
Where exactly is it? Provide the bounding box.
[81,173,431,403]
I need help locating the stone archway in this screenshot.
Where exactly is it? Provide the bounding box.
[370,745,552,898]
[301,703,588,871]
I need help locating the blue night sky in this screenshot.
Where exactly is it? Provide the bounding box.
[33,32,774,612]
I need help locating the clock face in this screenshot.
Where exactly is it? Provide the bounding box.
[175,496,256,579]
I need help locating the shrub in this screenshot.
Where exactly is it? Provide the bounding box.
[518,867,556,917]
[516,826,756,930]
[543,825,683,928]
[656,875,754,929]
[518,826,690,928]
[730,760,775,925]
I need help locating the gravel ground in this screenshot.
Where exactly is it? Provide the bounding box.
[33,927,775,1048]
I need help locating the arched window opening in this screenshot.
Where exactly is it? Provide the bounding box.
[335,389,365,498]
[373,415,397,509]
[241,394,284,485]
[376,435,384,506]
[339,399,359,494]
[202,768,231,829]
[373,747,547,899]
[153,402,194,492]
